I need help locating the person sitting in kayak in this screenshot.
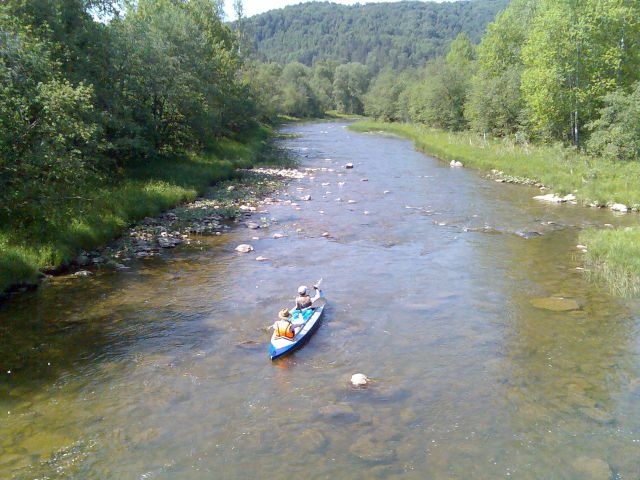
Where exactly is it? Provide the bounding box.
[295,285,320,310]
[272,308,297,339]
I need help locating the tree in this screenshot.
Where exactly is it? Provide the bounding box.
[521,0,640,144]
[586,83,640,161]
[465,0,537,136]
[333,62,370,115]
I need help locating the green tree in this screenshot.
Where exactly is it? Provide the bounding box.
[465,0,537,136]
[279,62,321,117]
[586,83,640,161]
[521,0,640,144]
[333,62,370,115]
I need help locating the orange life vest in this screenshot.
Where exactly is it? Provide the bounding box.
[274,319,295,339]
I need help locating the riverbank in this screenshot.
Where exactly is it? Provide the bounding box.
[0,126,292,298]
[350,120,640,295]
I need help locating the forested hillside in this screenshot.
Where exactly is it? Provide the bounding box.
[241,0,509,71]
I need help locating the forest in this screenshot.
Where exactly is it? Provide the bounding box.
[240,0,508,72]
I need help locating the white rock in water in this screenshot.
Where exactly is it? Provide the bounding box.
[450,160,463,168]
[351,373,369,387]
[533,193,564,203]
[300,195,312,201]
[255,256,269,261]
[562,193,577,202]
[73,270,93,277]
[235,244,254,253]
[345,163,354,169]
[610,203,628,212]
[272,233,285,239]
[322,232,331,238]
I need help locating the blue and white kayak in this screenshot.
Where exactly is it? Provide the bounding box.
[269,291,326,360]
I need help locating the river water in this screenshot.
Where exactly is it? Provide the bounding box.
[2,122,640,479]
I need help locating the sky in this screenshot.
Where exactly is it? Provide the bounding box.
[223,0,434,20]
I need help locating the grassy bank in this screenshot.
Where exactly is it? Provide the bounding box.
[0,126,272,295]
[350,120,640,295]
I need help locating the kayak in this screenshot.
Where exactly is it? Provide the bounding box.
[269,290,326,360]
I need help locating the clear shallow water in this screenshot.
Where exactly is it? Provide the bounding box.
[2,122,640,478]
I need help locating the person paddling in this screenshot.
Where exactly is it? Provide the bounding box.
[272,308,297,339]
[295,284,320,310]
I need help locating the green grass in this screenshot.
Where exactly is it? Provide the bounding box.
[351,120,640,296]
[0,125,272,295]
[580,227,640,296]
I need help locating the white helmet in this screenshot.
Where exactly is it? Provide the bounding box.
[297,285,307,295]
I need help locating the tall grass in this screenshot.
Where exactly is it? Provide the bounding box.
[0,126,272,294]
[351,120,640,296]
[580,228,640,296]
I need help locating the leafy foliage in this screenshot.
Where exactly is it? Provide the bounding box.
[242,0,508,73]
[586,84,640,162]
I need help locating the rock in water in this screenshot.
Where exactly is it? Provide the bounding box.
[571,457,612,480]
[235,244,254,253]
[349,434,397,464]
[530,296,580,312]
[272,233,285,239]
[255,256,269,262]
[345,163,354,169]
[73,270,93,277]
[610,203,628,212]
[351,373,369,387]
[533,193,564,203]
[318,403,359,423]
[449,160,463,168]
[299,429,328,453]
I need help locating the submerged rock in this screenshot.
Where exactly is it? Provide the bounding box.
[349,434,397,464]
[318,403,359,423]
[571,456,612,480]
[579,406,615,424]
[299,429,328,453]
[530,296,581,312]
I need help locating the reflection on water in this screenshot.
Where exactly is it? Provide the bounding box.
[2,122,640,478]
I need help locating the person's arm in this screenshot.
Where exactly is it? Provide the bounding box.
[310,285,321,303]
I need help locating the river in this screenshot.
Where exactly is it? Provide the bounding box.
[2,121,640,479]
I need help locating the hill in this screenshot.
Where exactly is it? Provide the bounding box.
[241,0,509,71]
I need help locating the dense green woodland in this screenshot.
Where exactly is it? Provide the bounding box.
[241,0,508,72]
